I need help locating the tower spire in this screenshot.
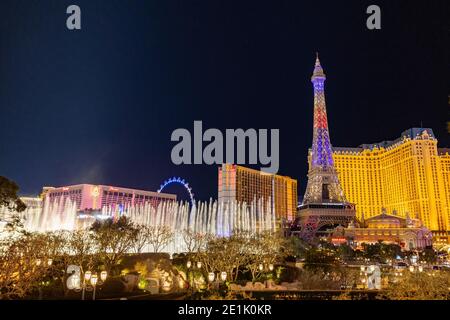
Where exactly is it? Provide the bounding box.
[312,52,326,80]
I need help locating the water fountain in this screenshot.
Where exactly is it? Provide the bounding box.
[2,197,276,253]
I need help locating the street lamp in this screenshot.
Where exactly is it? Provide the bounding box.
[90,274,98,300]
[220,271,227,282]
[47,259,53,266]
[81,271,92,300]
[197,261,202,269]
[186,261,193,292]
[100,271,108,282]
[208,272,215,283]
[268,264,274,272]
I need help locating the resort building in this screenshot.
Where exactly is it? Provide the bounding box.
[332,128,450,244]
[43,184,176,214]
[218,164,298,221]
[331,209,433,251]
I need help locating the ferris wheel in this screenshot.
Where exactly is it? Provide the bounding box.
[157,177,195,205]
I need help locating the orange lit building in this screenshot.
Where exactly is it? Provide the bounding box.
[218,164,298,221]
[329,128,450,244]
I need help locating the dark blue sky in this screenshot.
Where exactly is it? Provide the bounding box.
[0,0,448,201]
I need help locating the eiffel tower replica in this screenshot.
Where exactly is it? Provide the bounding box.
[294,54,355,242]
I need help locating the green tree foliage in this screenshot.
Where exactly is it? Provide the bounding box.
[286,236,310,259]
[0,176,26,213]
[420,247,438,264]
[303,248,338,273]
[363,242,402,262]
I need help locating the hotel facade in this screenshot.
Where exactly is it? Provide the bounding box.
[42,184,176,214]
[328,128,450,244]
[218,164,298,221]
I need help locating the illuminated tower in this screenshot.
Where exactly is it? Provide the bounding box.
[293,54,355,242]
[303,54,347,204]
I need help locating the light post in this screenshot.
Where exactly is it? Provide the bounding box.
[360,266,368,289]
[186,260,192,292]
[90,274,98,300]
[80,269,107,300]
[409,265,424,273]
[82,270,92,300]
[186,260,203,293]
[36,258,53,300]
[100,270,108,282]
[207,272,215,291]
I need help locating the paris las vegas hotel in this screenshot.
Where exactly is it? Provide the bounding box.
[331,128,450,244]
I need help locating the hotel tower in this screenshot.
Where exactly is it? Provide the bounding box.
[332,129,450,244]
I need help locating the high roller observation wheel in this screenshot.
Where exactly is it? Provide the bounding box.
[157,177,195,205]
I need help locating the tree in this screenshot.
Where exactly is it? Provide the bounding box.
[0,176,26,213]
[336,244,355,262]
[0,177,27,237]
[132,225,150,254]
[245,232,291,282]
[146,225,174,253]
[182,229,208,254]
[90,216,137,275]
[0,233,53,299]
[381,271,450,300]
[303,248,338,273]
[286,236,310,260]
[421,247,437,264]
[363,242,402,263]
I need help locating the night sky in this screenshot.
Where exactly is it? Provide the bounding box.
[0,0,449,202]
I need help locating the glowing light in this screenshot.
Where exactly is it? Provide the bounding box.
[90,274,98,286]
[208,273,215,283]
[157,177,195,205]
[91,186,100,197]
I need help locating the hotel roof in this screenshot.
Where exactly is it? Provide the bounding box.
[333,128,436,152]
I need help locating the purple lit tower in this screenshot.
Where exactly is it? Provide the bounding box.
[294,54,355,241]
[302,54,346,204]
